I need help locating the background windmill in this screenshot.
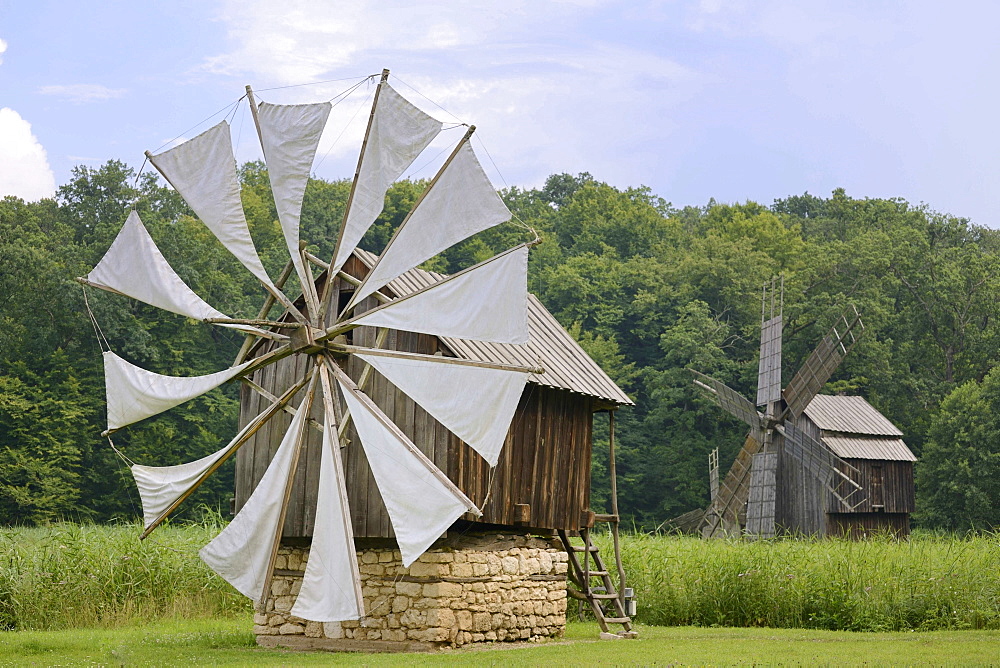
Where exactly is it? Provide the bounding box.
[692,278,867,538]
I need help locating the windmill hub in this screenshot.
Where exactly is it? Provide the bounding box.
[288,325,327,354]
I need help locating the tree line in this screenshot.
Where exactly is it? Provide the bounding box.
[1,161,998,530]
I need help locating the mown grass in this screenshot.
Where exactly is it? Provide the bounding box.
[3,619,1000,666]
[0,521,250,631]
[595,530,1000,631]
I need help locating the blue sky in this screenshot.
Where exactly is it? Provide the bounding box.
[2,1,999,226]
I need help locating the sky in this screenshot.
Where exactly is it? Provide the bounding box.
[2,0,999,226]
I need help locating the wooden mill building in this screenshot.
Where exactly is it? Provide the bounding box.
[234,249,634,541]
[780,395,916,538]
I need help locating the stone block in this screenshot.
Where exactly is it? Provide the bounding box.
[392,595,410,613]
[422,581,464,598]
[395,581,423,597]
[278,623,305,635]
[253,624,278,636]
[408,561,447,578]
[304,621,322,638]
[473,612,492,632]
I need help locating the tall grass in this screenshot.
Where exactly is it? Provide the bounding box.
[4,522,998,634]
[595,531,1000,631]
[0,520,250,631]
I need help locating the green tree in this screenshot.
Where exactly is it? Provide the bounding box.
[915,367,1000,530]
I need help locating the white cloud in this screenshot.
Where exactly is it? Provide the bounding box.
[0,37,7,65]
[0,108,57,201]
[38,84,126,104]
[202,0,698,191]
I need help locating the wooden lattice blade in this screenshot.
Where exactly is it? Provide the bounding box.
[779,422,867,510]
[745,451,777,538]
[782,306,864,418]
[756,314,783,406]
[691,370,765,441]
[702,433,761,538]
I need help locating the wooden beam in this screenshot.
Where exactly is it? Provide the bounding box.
[138,378,307,539]
[258,366,319,610]
[320,68,390,322]
[315,357,365,611]
[234,258,298,365]
[326,342,545,375]
[329,362,480,516]
[342,125,477,315]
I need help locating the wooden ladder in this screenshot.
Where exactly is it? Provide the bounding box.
[558,520,637,639]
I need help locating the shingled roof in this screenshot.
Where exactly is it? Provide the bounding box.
[803,395,915,461]
[353,249,633,407]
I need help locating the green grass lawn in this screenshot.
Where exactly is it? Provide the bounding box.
[2,618,998,666]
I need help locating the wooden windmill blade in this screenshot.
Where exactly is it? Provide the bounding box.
[778,422,866,509]
[756,277,784,407]
[702,433,762,537]
[756,313,783,407]
[782,306,864,419]
[691,370,765,442]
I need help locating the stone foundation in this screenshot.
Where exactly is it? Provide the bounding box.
[254,534,569,651]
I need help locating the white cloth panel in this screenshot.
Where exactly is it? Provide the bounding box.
[104,351,252,430]
[357,353,526,467]
[148,121,275,289]
[290,415,363,621]
[87,210,229,322]
[131,441,232,528]
[352,142,511,306]
[257,101,332,287]
[199,408,306,601]
[337,378,475,567]
[352,246,529,344]
[332,84,442,271]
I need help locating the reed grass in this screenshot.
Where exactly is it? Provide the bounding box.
[0,520,250,631]
[3,521,998,634]
[594,530,1000,631]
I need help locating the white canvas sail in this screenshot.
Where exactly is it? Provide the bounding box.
[290,410,363,621]
[104,351,252,431]
[86,210,230,323]
[351,142,511,307]
[148,121,275,289]
[199,407,307,601]
[337,376,478,566]
[257,101,332,288]
[357,353,526,467]
[131,441,232,528]
[332,84,442,272]
[351,246,529,344]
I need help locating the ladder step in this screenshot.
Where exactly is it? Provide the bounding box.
[581,570,609,577]
[603,617,631,624]
[594,513,619,523]
[591,593,620,600]
[571,545,599,552]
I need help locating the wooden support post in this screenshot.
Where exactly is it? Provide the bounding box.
[258,366,320,610]
[608,409,627,611]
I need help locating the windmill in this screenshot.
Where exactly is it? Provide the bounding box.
[692,278,867,538]
[78,70,543,623]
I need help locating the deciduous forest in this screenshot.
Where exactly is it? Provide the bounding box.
[2,162,999,530]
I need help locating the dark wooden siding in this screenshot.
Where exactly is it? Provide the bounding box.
[775,434,828,535]
[235,260,596,537]
[826,513,910,538]
[829,459,914,514]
